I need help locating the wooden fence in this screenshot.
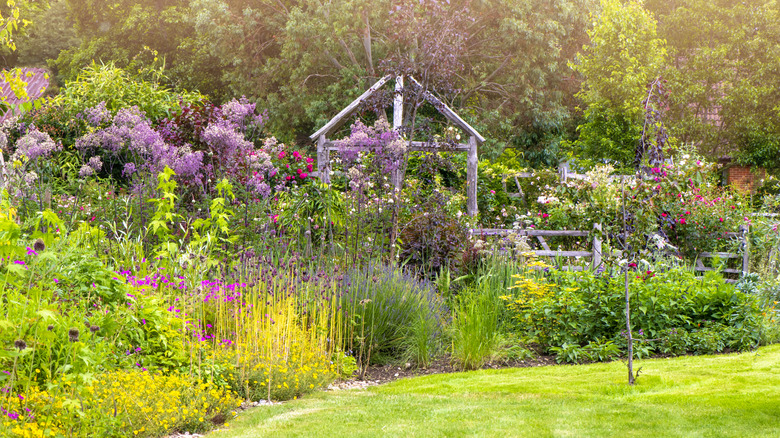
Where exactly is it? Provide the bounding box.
[469,225,602,272]
[470,225,750,281]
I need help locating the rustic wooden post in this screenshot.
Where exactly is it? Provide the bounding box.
[591,223,602,270]
[559,160,569,183]
[467,135,478,217]
[591,224,602,270]
[0,151,5,189]
[317,134,330,184]
[391,76,404,191]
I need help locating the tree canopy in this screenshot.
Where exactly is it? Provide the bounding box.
[570,0,667,168]
[6,0,780,171]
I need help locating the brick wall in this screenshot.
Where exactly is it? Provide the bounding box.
[725,165,765,192]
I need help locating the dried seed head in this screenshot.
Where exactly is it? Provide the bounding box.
[33,239,45,253]
[14,339,26,351]
[89,325,99,333]
[68,328,80,342]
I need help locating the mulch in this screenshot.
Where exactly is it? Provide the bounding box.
[352,354,559,386]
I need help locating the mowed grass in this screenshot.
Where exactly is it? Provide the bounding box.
[212,345,780,437]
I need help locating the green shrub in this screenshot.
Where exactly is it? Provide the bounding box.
[503,268,761,356]
[56,62,204,122]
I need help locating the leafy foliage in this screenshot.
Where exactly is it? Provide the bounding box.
[647,0,780,169]
[570,0,667,168]
[502,268,761,360]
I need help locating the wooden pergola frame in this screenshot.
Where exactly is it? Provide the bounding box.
[309,75,485,216]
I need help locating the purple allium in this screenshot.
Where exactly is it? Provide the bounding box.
[11,128,60,162]
[122,162,137,177]
[68,328,80,343]
[88,156,103,172]
[82,102,112,127]
[78,164,94,178]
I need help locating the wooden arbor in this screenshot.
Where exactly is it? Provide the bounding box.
[309,75,486,216]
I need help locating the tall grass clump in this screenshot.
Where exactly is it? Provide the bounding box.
[449,254,530,371]
[450,290,501,371]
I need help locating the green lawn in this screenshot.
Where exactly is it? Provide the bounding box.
[211,345,780,437]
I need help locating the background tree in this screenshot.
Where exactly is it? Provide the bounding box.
[9,0,78,73]
[570,0,666,169]
[647,0,780,170]
[7,0,592,166]
[178,0,594,157]
[53,0,224,96]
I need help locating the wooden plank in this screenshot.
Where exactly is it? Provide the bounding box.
[470,229,589,237]
[528,265,587,271]
[533,250,593,257]
[742,225,750,274]
[693,267,742,274]
[310,75,392,140]
[407,141,470,151]
[699,252,741,259]
[467,135,478,217]
[393,76,404,130]
[514,176,524,191]
[408,76,486,144]
[536,236,551,251]
[326,141,470,152]
[591,223,602,270]
[391,76,404,190]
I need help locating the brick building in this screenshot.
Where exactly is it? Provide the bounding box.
[719,157,765,193]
